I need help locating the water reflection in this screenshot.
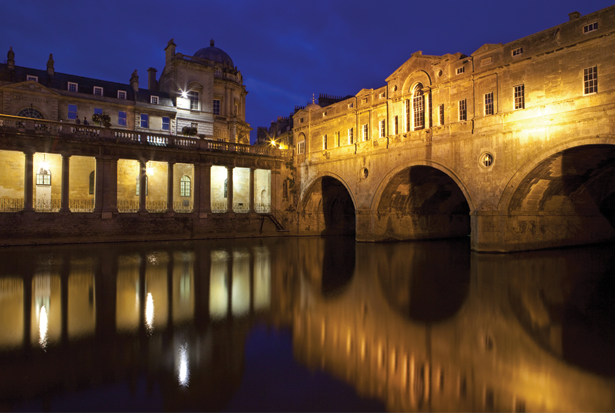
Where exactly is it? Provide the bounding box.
[0,238,613,412]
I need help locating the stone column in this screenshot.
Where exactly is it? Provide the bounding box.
[249,168,255,213]
[102,158,118,217]
[94,157,103,213]
[195,163,211,217]
[139,160,146,214]
[167,162,174,214]
[60,154,70,213]
[227,166,234,214]
[24,152,34,212]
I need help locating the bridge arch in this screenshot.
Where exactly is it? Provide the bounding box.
[369,161,474,241]
[498,135,615,249]
[298,172,357,236]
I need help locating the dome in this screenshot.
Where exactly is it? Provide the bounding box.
[194,39,233,67]
[305,95,321,111]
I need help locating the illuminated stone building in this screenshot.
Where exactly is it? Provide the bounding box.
[0,40,284,245]
[282,6,615,252]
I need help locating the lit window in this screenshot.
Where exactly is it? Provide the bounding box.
[27,75,38,82]
[456,67,465,75]
[136,175,148,196]
[94,108,103,115]
[68,82,78,92]
[68,104,78,120]
[379,119,386,138]
[180,176,191,197]
[298,141,305,154]
[439,104,445,125]
[459,99,467,121]
[140,113,149,128]
[380,92,385,98]
[514,85,525,110]
[413,84,425,130]
[584,66,597,94]
[118,111,127,126]
[348,102,354,108]
[323,134,327,150]
[512,47,523,57]
[394,116,398,135]
[150,96,159,104]
[362,124,369,141]
[348,128,354,145]
[187,91,199,110]
[93,86,103,96]
[36,168,51,185]
[117,90,127,99]
[485,92,494,115]
[89,171,95,195]
[162,116,170,131]
[584,22,598,33]
[213,99,220,115]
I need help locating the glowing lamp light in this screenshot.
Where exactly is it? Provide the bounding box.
[146,166,154,175]
[145,292,154,334]
[180,91,188,99]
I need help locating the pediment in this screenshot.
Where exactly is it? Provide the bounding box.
[356,88,373,97]
[386,52,445,82]
[472,43,502,56]
[0,81,61,96]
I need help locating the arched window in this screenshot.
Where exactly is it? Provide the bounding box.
[224,178,228,198]
[413,84,425,130]
[36,167,51,185]
[180,176,191,197]
[136,175,148,196]
[89,171,95,195]
[17,107,43,119]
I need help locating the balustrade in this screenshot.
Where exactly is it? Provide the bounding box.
[146,201,167,213]
[255,203,271,213]
[34,199,61,213]
[233,202,249,213]
[69,199,94,213]
[118,200,139,213]
[211,201,227,213]
[0,198,24,212]
[173,200,193,213]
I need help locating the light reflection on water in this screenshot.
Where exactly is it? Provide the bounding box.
[0,237,613,412]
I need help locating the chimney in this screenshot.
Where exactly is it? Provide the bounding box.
[147,67,158,91]
[165,38,176,64]
[130,70,139,93]
[7,47,14,71]
[568,11,581,20]
[47,53,54,76]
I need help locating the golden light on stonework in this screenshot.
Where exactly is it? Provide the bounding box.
[39,305,48,350]
[145,292,154,334]
[180,91,188,99]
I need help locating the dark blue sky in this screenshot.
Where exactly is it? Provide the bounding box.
[1,0,612,143]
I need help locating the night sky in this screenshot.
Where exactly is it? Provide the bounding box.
[1,0,612,143]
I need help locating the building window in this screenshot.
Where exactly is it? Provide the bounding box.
[180,176,191,197]
[413,84,425,130]
[93,86,103,96]
[323,134,327,150]
[213,99,220,115]
[136,175,148,196]
[68,82,78,92]
[89,171,95,195]
[68,104,78,120]
[514,84,525,110]
[512,47,523,57]
[187,91,199,110]
[439,104,445,125]
[17,108,43,119]
[36,168,51,185]
[300,118,304,123]
[379,119,386,138]
[348,128,354,145]
[394,116,399,135]
[162,116,170,131]
[584,22,598,33]
[150,96,159,104]
[584,66,598,94]
[117,90,127,100]
[485,92,494,115]
[362,124,369,141]
[298,141,305,154]
[405,99,411,131]
[348,102,354,108]
[140,113,149,128]
[118,111,127,126]
[336,131,341,147]
[456,67,465,75]
[459,99,467,121]
[94,108,103,116]
[27,75,38,82]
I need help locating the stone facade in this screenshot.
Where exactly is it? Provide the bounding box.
[281,6,615,252]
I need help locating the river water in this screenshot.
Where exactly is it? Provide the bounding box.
[0,237,614,412]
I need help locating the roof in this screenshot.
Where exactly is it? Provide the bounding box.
[193,40,234,68]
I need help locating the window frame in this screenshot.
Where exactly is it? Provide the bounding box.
[67,82,78,93]
[584,22,598,33]
[187,91,199,110]
[118,111,127,127]
[323,134,327,150]
[297,141,305,154]
[36,169,51,186]
[394,116,399,135]
[27,75,38,82]
[362,124,369,141]
[413,84,425,130]
[150,96,159,105]
[93,86,103,97]
[439,104,445,126]
[379,119,386,138]
[94,108,103,116]
[348,128,354,145]
[68,104,78,120]
[584,66,598,95]
[514,84,525,110]
[213,99,220,115]
[140,113,149,129]
[117,90,127,100]
[89,171,95,195]
[162,116,170,131]
[512,47,523,57]
[484,92,494,116]
[459,99,467,121]
[180,176,191,197]
[456,67,465,75]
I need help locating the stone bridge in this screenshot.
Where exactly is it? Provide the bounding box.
[286,5,615,252]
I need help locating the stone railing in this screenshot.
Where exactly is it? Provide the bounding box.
[146,201,167,213]
[255,203,271,213]
[211,201,227,213]
[0,114,286,157]
[0,198,23,212]
[35,199,61,213]
[233,202,249,213]
[173,200,193,213]
[118,200,139,213]
[69,199,94,213]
